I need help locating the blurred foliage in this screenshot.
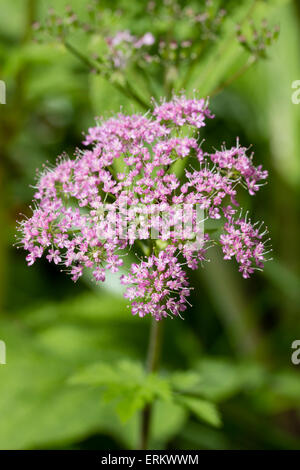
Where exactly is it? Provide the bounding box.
[0,0,299,450]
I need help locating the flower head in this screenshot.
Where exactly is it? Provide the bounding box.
[121,246,190,320]
[220,215,270,278]
[17,95,270,320]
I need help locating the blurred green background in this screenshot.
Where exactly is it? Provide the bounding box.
[0,0,299,450]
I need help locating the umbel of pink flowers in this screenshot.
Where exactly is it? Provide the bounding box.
[17,95,271,321]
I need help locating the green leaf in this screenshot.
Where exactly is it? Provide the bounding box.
[171,370,202,393]
[0,294,148,449]
[195,359,243,402]
[251,371,300,414]
[70,359,172,422]
[0,320,126,449]
[150,400,187,449]
[171,359,243,403]
[176,396,222,428]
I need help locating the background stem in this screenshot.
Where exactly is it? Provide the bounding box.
[139,319,164,450]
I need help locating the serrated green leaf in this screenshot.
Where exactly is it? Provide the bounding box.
[171,359,243,403]
[177,396,222,428]
[70,359,171,422]
[195,359,243,402]
[0,293,148,449]
[171,371,202,393]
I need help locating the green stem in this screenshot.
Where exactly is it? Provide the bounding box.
[64,40,99,72]
[210,55,257,97]
[196,0,258,94]
[23,0,37,42]
[124,78,149,111]
[139,319,164,450]
[63,40,149,111]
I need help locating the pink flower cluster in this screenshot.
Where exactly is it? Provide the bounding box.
[121,246,190,320]
[107,31,155,49]
[153,95,213,128]
[17,96,270,320]
[220,216,269,279]
[106,30,155,68]
[210,141,268,195]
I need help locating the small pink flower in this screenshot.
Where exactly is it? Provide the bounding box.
[46,249,61,264]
